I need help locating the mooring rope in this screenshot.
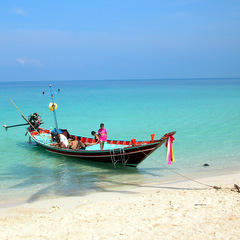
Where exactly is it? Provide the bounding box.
[137,146,221,190]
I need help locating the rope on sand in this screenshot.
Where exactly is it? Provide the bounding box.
[137,147,221,190]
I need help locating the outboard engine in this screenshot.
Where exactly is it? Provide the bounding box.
[28,113,42,130]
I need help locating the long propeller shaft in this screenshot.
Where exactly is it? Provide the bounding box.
[3,123,29,131]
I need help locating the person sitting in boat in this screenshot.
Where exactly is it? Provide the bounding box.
[50,129,62,142]
[91,131,100,144]
[51,132,58,143]
[78,141,88,150]
[68,139,96,150]
[68,139,79,150]
[51,133,69,148]
[78,141,97,150]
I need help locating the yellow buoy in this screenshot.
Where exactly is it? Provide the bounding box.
[49,102,58,111]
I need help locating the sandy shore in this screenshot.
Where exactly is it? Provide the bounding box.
[1,172,240,240]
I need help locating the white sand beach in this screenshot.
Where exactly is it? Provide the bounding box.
[1,172,240,240]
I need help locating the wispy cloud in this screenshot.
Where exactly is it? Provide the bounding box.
[12,7,27,16]
[16,57,42,66]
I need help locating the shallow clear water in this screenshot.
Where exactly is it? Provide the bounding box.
[0,79,240,204]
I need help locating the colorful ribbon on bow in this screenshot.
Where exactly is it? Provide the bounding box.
[165,135,175,165]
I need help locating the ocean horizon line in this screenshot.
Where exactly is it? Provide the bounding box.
[0,77,240,84]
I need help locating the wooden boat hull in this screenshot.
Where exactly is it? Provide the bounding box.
[28,129,175,167]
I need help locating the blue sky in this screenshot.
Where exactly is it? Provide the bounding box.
[0,0,240,81]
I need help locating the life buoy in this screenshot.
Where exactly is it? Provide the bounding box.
[49,103,58,111]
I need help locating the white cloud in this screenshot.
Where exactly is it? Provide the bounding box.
[13,7,27,16]
[16,57,42,66]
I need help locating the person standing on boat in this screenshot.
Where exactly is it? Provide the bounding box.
[98,123,107,150]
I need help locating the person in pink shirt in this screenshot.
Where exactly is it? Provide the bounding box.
[98,123,108,150]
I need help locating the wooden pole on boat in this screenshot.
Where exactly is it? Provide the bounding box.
[9,98,49,145]
[49,84,59,134]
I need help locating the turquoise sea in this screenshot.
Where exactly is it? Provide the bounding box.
[0,79,240,205]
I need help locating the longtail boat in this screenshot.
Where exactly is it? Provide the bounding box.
[28,128,176,167]
[5,85,176,167]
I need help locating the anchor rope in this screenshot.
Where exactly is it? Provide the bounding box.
[137,146,221,190]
